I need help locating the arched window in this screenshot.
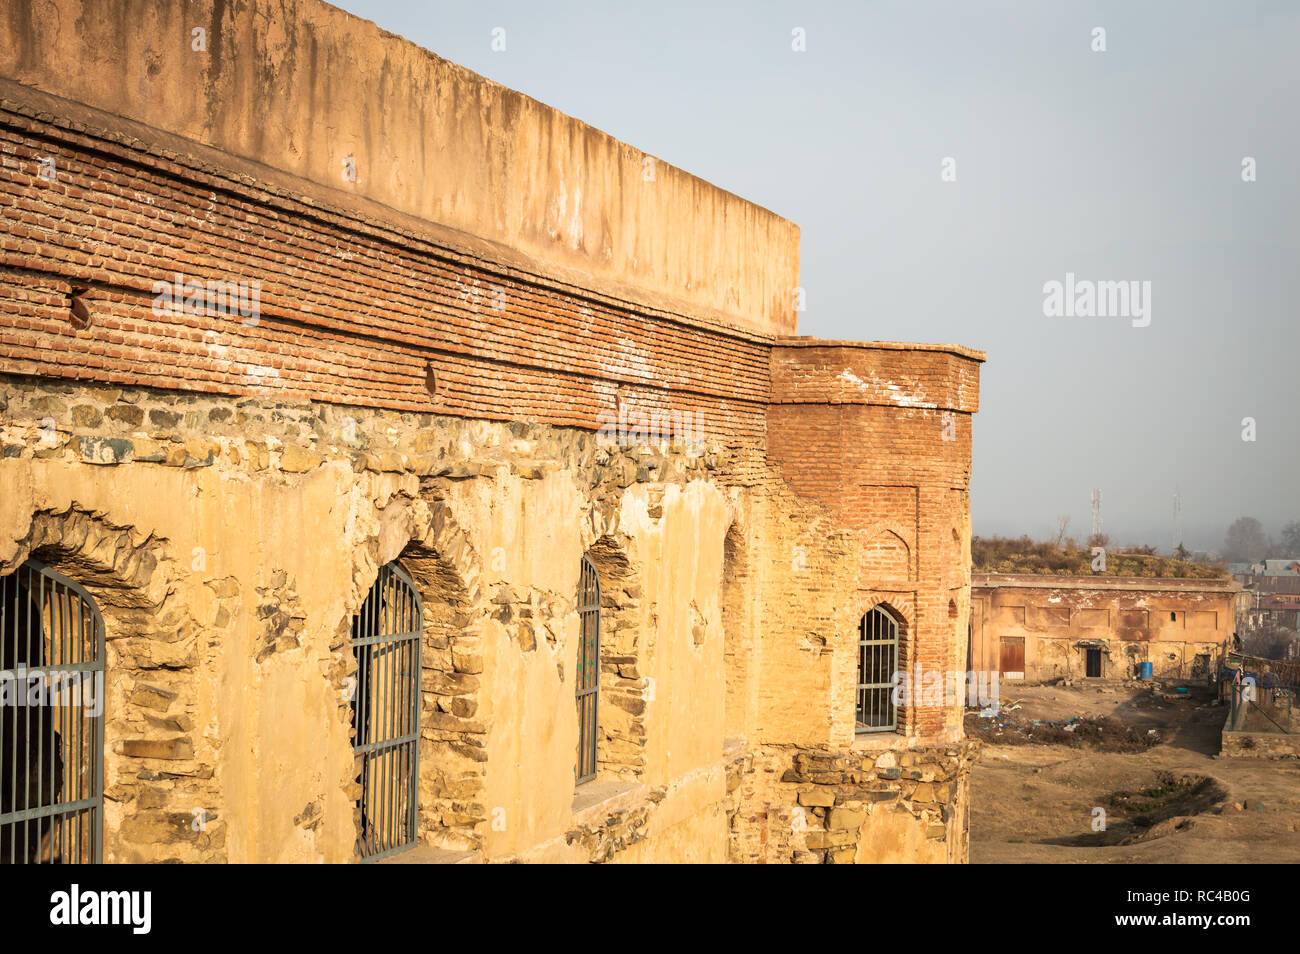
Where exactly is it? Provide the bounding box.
[1,560,104,863]
[575,555,600,784]
[350,561,422,862]
[856,606,899,733]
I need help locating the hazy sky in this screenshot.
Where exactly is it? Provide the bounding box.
[334,0,1299,553]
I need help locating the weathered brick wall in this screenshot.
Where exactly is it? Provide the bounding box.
[766,341,981,744]
[715,341,983,864]
[0,104,771,443]
[0,0,800,334]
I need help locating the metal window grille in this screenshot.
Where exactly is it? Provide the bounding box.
[856,606,898,733]
[351,562,422,862]
[575,555,600,784]
[1,560,104,863]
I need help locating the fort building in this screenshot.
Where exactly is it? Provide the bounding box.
[971,573,1243,684]
[0,0,983,863]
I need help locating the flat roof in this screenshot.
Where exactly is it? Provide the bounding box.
[775,337,986,362]
[973,572,1241,594]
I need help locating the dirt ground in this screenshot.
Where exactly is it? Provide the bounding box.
[969,681,1300,863]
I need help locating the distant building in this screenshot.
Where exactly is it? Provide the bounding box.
[1234,559,1300,578]
[971,574,1243,682]
[1240,576,1300,631]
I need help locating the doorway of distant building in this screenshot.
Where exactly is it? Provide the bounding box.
[1085,647,1103,678]
[998,636,1024,680]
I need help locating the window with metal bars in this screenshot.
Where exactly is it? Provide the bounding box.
[856,606,899,733]
[350,561,422,862]
[575,555,600,784]
[1,560,104,864]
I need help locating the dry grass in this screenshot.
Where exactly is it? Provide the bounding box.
[972,535,1226,578]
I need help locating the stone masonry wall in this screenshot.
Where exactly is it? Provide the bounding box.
[0,371,740,862]
[0,327,985,864]
[726,740,978,863]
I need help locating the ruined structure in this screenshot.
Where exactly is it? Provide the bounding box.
[0,0,982,863]
[971,574,1242,683]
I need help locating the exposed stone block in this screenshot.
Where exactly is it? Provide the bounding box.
[797,789,835,808]
[131,683,178,711]
[121,738,196,760]
[827,808,866,830]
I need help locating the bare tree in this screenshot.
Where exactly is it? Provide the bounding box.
[1282,521,1300,558]
[1224,517,1269,563]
